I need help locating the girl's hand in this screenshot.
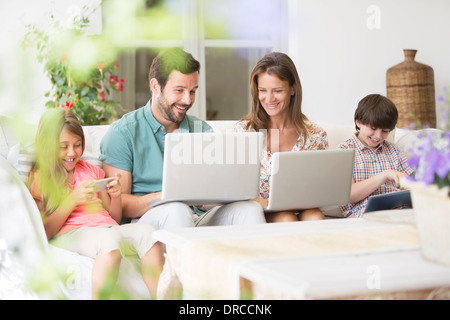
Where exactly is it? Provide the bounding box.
[71,180,95,205]
[106,173,121,199]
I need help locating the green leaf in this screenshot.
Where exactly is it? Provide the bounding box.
[80,86,90,96]
[45,100,55,109]
[56,77,66,86]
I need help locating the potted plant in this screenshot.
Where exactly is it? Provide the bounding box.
[22,6,126,125]
[402,90,450,265]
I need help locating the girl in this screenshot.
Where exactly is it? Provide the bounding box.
[28,108,164,299]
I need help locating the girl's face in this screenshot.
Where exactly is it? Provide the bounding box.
[59,127,83,172]
[356,121,391,150]
[257,72,294,118]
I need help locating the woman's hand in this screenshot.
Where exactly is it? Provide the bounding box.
[251,197,268,209]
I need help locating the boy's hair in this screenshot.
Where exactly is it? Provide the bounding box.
[354,94,398,131]
[148,47,200,91]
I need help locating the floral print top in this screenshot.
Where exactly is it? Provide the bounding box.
[233,120,328,198]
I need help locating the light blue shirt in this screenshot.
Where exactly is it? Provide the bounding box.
[100,100,212,196]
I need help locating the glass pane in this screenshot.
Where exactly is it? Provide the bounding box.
[203,0,283,41]
[114,47,175,112]
[134,48,161,108]
[136,0,184,40]
[102,0,184,42]
[205,47,271,120]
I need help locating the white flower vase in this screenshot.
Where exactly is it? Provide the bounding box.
[404,179,450,266]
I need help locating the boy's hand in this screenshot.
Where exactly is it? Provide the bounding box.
[384,170,406,188]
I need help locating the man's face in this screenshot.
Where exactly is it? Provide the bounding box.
[155,70,199,124]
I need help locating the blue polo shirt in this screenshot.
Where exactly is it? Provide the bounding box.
[99,100,212,196]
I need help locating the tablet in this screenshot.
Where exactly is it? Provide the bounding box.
[365,190,412,213]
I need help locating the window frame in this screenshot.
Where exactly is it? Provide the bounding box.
[107,0,288,120]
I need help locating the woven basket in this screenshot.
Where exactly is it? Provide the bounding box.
[386,49,436,128]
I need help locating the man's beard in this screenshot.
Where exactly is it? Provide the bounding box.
[156,93,191,125]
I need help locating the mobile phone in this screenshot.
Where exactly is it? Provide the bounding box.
[93,177,116,192]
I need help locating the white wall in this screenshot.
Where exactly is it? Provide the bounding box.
[2,0,449,128]
[288,0,450,127]
[0,0,101,123]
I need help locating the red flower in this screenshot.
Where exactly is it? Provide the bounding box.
[98,90,106,102]
[109,75,118,85]
[117,78,124,92]
[97,63,106,71]
[61,101,73,110]
[109,75,125,92]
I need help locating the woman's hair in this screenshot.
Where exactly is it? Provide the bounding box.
[148,47,200,91]
[30,108,85,215]
[354,94,398,131]
[241,52,309,139]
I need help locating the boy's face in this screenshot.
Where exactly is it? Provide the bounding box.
[356,121,391,150]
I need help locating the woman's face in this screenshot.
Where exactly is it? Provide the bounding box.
[59,127,83,172]
[257,72,294,118]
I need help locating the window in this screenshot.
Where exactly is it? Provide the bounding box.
[105,0,288,120]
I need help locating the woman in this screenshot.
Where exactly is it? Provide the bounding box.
[234,52,328,222]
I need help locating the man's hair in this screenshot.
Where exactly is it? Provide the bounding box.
[148,47,200,90]
[354,94,398,131]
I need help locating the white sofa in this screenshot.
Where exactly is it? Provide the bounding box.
[0,116,432,299]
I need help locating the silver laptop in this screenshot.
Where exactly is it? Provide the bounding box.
[265,149,355,212]
[150,132,264,207]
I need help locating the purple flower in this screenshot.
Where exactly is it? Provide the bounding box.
[436,151,450,179]
[407,130,449,187]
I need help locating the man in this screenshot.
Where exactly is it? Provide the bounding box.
[100,48,265,229]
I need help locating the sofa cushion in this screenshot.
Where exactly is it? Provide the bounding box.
[0,123,8,159]
[315,122,355,149]
[7,143,103,182]
[0,155,49,298]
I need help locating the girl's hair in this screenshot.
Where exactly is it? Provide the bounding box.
[354,94,398,131]
[30,108,85,215]
[241,52,309,139]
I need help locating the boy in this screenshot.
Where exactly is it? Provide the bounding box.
[339,94,414,217]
